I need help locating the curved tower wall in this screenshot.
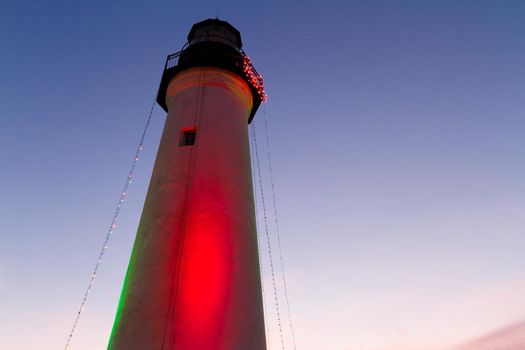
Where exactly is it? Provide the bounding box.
[107,66,267,350]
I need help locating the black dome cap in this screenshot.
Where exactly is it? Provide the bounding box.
[187,18,243,49]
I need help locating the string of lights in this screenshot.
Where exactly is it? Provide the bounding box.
[263,107,297,350]
[242,54,267,103]
[64,99,156,350]
[251,124,285,350]
[251,124,272,350]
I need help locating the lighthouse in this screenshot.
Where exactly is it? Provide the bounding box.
[107,19,267,350]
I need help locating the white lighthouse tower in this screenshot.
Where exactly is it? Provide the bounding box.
[107,19,268,350]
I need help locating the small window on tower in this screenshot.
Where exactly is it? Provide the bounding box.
[181,128,196,146]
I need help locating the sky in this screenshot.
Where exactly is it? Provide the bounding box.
[1,1,525,349]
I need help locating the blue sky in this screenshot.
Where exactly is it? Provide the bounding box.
[1,1,525,349]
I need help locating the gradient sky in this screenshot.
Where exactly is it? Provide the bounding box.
[1,1,525,349]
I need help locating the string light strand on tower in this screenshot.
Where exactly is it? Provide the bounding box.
[64,99,156,350]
